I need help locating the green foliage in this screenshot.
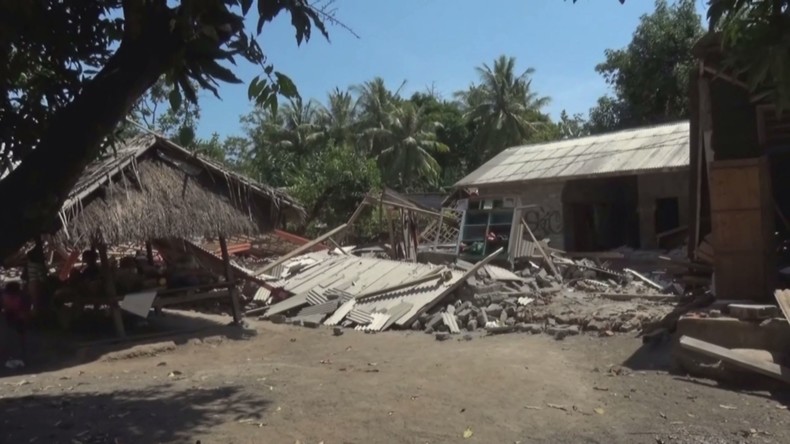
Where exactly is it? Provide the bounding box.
[456,55,552,158]
[557,110,586,139]
[290,142,382,237]
[710,0,790,108]
[587,0,704,133]
[0,0,332,175]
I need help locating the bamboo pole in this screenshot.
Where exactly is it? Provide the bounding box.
[254,223,349,276]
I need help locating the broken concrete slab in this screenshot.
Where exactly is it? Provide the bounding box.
[728,304,779,321]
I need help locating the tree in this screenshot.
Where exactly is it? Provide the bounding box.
[0,0,332,260]
[364,103,449,191]
[458,55,551,158]
[558,110,589,140]
[316,87,359,147]
[269,97,323,156]
[587,0,704,133]
[130,78,201,147]
[409,92,471,186]
[289,142,381,236]
[709,0,790,107]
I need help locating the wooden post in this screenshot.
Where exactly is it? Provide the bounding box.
[254,223,349,276]
[145,241,155,265]
[97,239,125,338]
[219,235,243,324]
[521,219,562,283]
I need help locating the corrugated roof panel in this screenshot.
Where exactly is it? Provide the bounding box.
[455,121,689,187]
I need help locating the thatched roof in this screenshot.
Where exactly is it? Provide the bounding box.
[53,134,305,247]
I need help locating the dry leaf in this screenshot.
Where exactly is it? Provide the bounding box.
[594,408,605,415]
[463,427,474,439]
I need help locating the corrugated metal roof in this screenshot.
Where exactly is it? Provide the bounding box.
[455,121,689,187]
[262,252,464,327]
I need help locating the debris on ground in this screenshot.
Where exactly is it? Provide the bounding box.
[244,241,685,339]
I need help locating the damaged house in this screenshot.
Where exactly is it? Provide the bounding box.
[449,122,691,261]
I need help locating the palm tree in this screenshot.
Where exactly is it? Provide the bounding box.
[271,97,323,155]
[316,87,359,146]
[458,55,550,158]
[352,77,409,156]
[365,102,449,190]
[353,77,406,129]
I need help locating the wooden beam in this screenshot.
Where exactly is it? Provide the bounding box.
[521,219,562,283]
[680,335,790,385]
[402,247,504,326]
[327,237,349,255]
[254,223,349,276]
[624,268,663,291]
[97,240,125,338]
[153,290,231,308]
[145,241,155,265]
[219,235,243,324]
[598,293,676,302]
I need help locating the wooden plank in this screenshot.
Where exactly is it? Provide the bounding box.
[727,303,778,321]
[401,247,504,326]
[153,290,231,308]
[679,335,790,385]
[521,219,562,283]
[254,223,348,276]
[598,293,676,302]
[774,289,790,321]
[624,268,663,291]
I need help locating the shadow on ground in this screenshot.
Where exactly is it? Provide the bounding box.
[621,338,674,371]
[0,384,270,443]
[6,310,257,377]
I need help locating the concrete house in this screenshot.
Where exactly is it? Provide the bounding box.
[450,122,691,260]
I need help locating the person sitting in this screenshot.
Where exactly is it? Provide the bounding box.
[2,282,31,368]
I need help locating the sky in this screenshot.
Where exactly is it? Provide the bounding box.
[195,0,708,140]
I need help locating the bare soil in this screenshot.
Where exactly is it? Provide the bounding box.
[2,315,789,444]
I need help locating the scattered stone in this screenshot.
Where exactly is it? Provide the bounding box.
[467,319,479,331]
[486,325,516,335]
[302,320,320,329]
[567,325,580,335]
[333,327,344,336]
[269,314,287,324]
[435,332,450,341]
[485,303,504,317]
[462,334,473,341]
[585,320,608,332]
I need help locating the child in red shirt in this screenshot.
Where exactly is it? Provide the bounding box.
[2,281,30,368]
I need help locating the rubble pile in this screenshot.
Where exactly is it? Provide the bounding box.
[411,257,677,340]
[248,247,680,340]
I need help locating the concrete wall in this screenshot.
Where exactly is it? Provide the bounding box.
[475,182,566,249]
[468,170,689,252]
[637,171,690,249]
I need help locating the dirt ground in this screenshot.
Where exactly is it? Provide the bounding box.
[1,314,789,444]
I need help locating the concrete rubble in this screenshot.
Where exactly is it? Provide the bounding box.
[244,246,680,340]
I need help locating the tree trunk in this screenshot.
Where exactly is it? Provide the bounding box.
[0,7,182,260]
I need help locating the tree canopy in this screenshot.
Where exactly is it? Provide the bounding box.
[0,0,332,259]
[586,0,704,133]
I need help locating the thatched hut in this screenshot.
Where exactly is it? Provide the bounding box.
[53,133,304,247]
[42,133,305,336]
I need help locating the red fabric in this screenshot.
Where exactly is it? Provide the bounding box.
[2,292,30,318]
